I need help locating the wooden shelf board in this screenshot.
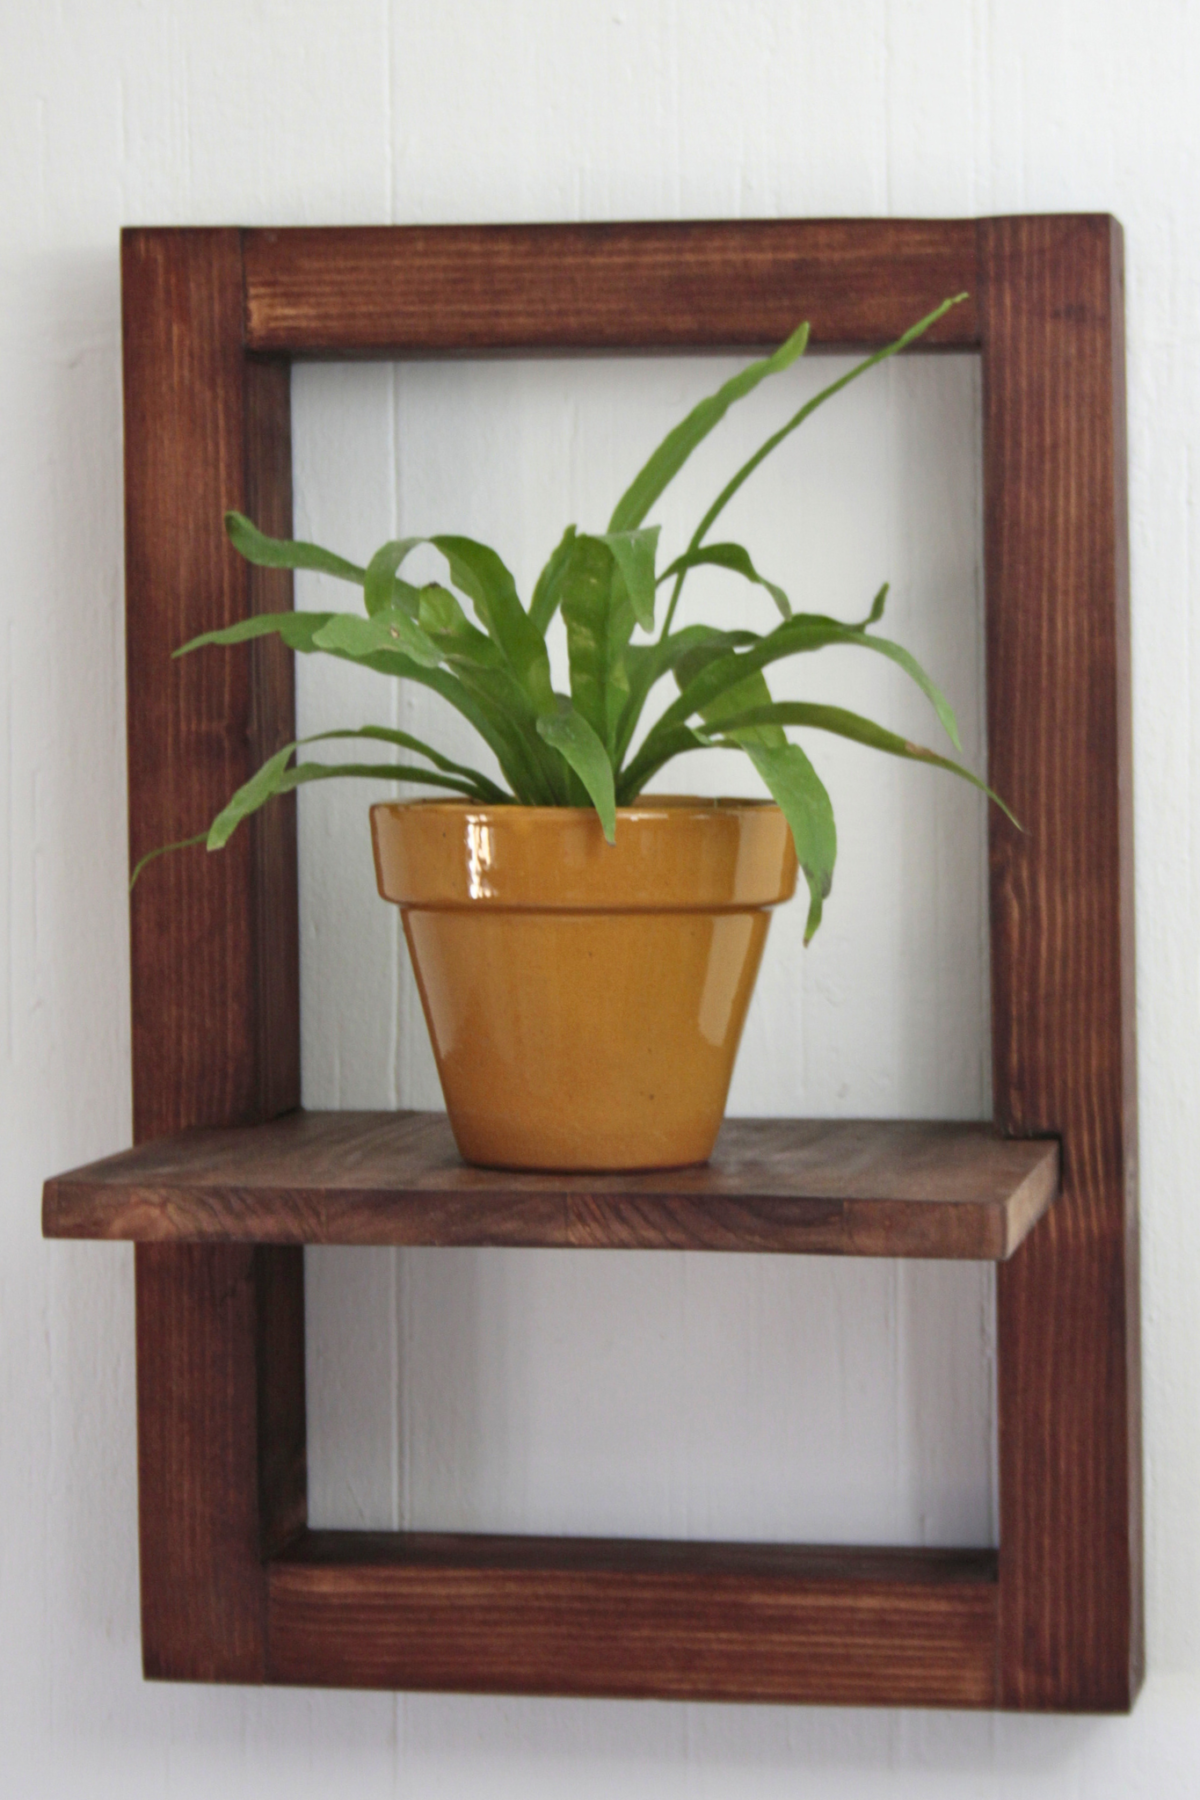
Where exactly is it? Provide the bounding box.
[44,1110,1057,1259]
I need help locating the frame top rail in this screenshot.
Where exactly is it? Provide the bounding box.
[238,219,981,357]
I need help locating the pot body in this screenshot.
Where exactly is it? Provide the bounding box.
[371,798,798,1171]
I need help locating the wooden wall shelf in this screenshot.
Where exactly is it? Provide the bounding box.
[44,1112,1058,1258]
[43,215,1140,1712]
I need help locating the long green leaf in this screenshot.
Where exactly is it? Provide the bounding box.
[702,700,1017,824]
[598,527,660,632]
[622,728,841,938]
[691,672,785,751]
[409,588,570,802]
[418,583,503,664]
[558,535,636,757]
[129,830,210,889]
[233,618,545,802]
[529,526,579,635]
[614,625,759,769]
[226,517,560,744]
[411,588,571,795]
[620,619,827,790]
[431,534,555,716]
[175,610,335,656]
[741,741,837,943]
[178,590,557,805]
[613,723,711,803]
[848,624,960,749]
[364,538,425,617]
[206,744,499,851]
[679,610,960,748]
[302,726,508,801]
[274,761,497,803]
[614,632,785,796]
[692,297,966,555]
[430,664,563,805]
[536,704,617,841]
[411,584,567,797]
[658,541,791,619]
[628,612,960,790]
[607,322,811,532]
[204,744,294,847]
[225,511,366,584]
[658,294,967,637]
[312,606,442,668]
[318,650,543,800]
[854,583,890,629]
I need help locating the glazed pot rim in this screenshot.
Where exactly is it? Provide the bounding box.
[373,795,784,819]
[371,795,799,913]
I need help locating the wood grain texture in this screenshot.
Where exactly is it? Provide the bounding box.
[980,215,1141,1709]
[257,1244,307,1559]
[124,228,257,1137]
[243,220,979,357]
[244,357,302,1122]
[267,1531,999,1707]
[123,228,299,1134]
[137,1243,306,1679]
[45,1112,1058,1259]
[123,230,306,1682]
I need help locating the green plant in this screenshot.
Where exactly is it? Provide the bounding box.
[139,293,1010,940]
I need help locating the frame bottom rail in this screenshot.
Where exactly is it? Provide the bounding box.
[266,1531,999,1707]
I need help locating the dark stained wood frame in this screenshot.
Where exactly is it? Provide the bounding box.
[115,218,1139,1709]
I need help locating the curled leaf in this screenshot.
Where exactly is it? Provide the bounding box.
[658,542,791,619]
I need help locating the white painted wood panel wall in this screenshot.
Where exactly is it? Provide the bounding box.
[4,2,1198,1794]
[294,349,994,1550]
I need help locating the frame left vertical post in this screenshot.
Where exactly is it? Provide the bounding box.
[122,228,305,1681]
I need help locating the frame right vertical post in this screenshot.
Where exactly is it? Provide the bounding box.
[980,212,1142,1710]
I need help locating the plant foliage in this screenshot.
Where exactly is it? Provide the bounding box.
[140,293,1013,941]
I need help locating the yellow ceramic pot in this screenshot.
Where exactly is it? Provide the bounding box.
[370,798,798,1172]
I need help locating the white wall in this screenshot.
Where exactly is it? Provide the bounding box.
[294,347,995,1553]
[4,2,1199,1795]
